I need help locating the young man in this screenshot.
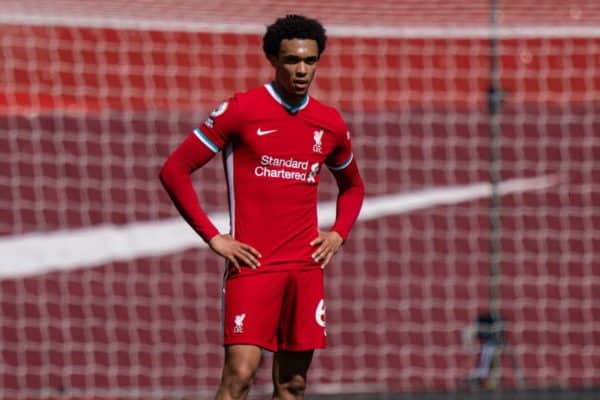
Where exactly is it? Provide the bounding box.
[160,14,365,400]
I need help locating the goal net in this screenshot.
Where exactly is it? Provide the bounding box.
[1,0,598,398]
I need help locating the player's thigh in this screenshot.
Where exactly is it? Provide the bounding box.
[280,268,326,351]
[223,272,288,351]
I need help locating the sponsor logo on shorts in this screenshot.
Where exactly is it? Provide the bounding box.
[234,313,246,334]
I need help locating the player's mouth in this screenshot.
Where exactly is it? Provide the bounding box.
[293,80,309,91]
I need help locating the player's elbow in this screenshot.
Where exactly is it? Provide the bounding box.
[353,180,366,209]
[354,177,366,197]
[158,158,177,189]
[344,174,366,199]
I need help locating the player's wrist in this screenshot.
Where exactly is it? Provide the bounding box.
[330,228,346,243]
[207,232,223,245]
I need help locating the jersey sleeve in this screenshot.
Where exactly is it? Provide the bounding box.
[325,114,354,171]
[160,95,243,242]
[324,111,364,240]
[159,134,221,242]
[193,95,244,152]
[330,158,365,240]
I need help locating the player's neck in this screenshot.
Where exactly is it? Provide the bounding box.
[270,81,306,108]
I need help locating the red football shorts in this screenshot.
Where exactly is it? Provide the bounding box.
[222,268,327,352]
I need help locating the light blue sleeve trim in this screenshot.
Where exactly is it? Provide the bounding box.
[328,153,354,171]
[193,128,220,153]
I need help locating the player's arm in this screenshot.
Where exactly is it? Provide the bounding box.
[159,133,220,241]
[311,157,365,268]
[159,134,261,270]
[330,157,365,239]
[159,97,261,270]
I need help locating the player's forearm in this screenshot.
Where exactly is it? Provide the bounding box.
[159,135,220,242]
[331,160,365,240]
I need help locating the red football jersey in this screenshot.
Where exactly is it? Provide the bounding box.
[195,83,354,272]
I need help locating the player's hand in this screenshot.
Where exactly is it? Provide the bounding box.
[208,234,261,272]
[310,230,344,269]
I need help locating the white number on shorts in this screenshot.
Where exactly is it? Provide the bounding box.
[315,299,326,328]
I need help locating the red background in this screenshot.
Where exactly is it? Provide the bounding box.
[0,20,598,397]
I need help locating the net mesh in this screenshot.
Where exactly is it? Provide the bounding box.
[0,0,598,398]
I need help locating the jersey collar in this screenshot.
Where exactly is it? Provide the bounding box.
[265,82,310,114]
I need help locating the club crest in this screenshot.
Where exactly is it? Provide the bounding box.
[313,130,324,153]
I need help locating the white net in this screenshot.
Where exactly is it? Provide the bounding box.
[1,1,599,398]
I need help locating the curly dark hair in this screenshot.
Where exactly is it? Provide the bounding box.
[263,14,327,58]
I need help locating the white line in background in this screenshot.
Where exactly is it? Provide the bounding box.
[0,175,558,279]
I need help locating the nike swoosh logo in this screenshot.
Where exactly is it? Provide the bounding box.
[257,128,278,136]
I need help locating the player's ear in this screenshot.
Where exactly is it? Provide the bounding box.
[267,54,278,67]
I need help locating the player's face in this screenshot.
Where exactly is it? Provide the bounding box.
[270,38,319,105]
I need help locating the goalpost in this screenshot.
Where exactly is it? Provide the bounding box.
[1,1,598,397]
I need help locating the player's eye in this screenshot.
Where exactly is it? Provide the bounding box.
[283,56,301,64]
[282,56,318,65]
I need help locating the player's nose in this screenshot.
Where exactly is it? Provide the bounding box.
[296,61,308,75]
